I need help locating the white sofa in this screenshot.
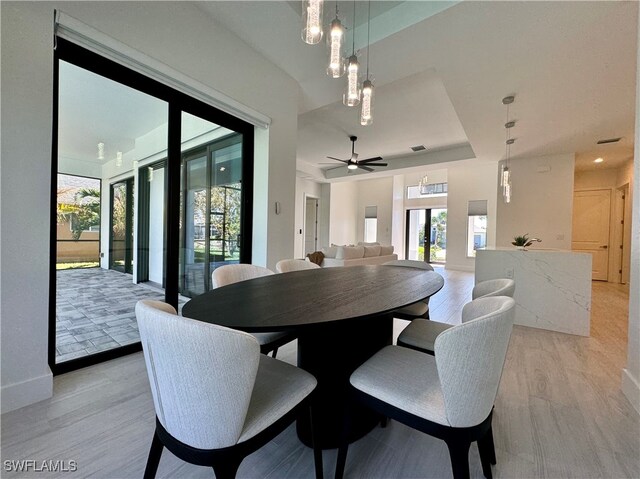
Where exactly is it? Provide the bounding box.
[320,243,397,267]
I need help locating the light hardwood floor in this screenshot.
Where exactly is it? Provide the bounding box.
[2,268,638,478]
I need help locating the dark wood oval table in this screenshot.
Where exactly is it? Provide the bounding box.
[182,265,444,449]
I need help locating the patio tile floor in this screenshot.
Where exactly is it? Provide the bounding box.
[55,268,186,363]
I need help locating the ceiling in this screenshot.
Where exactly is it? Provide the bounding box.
[198,1,638,180]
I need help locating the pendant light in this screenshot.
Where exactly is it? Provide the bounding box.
[343,1,360,107]
[327,2,346,78]
[418,174,429,195]
[360,1,374,125]
[501,96,515,204]
[302,0,324,45]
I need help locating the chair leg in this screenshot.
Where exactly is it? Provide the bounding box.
[486,425,497,465]
[143,430,164,479]
[334,401,353,479]
[211,458,241,479]
[271,347,279,359]
[477,435,493,479]
[308,404,324,479]
[445,439,471,479]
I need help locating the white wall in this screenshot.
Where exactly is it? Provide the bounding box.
[446,162,498,271]
[356,178,394,245]
[496,153,575,250]
[329,182,358,245]
[1,1,299,412]
[622,7,640,415]
[294,177,322,258]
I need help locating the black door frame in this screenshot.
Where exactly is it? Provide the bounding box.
[405,209,432,263]
[109,177,134,274]
[49,38,254,374]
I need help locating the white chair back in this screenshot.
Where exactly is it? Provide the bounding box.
[472,278,515,300]
[136,300,260,449]
[212,264,274,288]
[384,259,434,271]
[435,296,515,428]
[276,259,321,273]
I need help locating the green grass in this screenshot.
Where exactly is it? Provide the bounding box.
[56,262,99,270]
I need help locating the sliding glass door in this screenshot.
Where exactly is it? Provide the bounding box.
[109,178,134,274]
[51,38,253,373]
[180,113,247,297]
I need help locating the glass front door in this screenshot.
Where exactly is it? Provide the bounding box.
[406,208,447,263]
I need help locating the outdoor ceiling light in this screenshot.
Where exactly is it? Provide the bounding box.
[115,151,123,167]
[97,142,105,160]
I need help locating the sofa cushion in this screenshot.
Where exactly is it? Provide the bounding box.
[358,242,380,246]
[380,245,394,256]
[363,245,382,257]
[322,245,339,258]
[336,245,365,260]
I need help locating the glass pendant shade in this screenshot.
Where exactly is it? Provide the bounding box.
[343,55,361,107]
[327,18,346,78]
[501,164,512,203]
[360,79,374,125]
[115,151,123,167]
[302,0,324,44]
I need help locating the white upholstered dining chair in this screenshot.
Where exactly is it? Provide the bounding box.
[212,264,297,358]
[397,278,515,354]
[383,259,435,320]
[275,258,321,273]
[136,300,323,479]
[335,296,515,479]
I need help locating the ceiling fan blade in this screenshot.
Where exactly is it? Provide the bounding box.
[326,156,349,163]
[359,165,374,172]
[362,162,387,167]
[358,156,383,164]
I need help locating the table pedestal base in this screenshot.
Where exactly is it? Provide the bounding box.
[296,314,393,449]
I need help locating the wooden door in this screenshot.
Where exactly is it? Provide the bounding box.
[572,189,611,281]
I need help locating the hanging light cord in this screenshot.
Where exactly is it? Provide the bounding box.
[505,102,511,166]
[352,1,356,54]
[365,0,371,79]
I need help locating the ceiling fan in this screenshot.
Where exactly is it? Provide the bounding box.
[322,136,387,172]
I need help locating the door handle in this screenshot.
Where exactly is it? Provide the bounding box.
[599,245,608,249]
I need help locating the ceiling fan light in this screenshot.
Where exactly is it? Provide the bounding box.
[302,0,324,45]
[360,79,374,126]
[347,163,358,170]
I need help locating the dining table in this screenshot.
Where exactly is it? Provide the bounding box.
[181,264,444,449]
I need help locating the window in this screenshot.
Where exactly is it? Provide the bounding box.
[364,206,377,243]
[467,200,487,257]
[407,182,448,199]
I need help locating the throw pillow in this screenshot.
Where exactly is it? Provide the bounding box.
[363,245,382,257]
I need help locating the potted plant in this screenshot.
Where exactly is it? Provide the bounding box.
[512,234,541,250]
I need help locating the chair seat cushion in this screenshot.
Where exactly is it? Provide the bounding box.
[350,346,450,426]
[397,319,453,352]
[239,355,316,442]
[393,301,428,317]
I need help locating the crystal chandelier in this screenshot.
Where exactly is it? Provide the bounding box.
[501,96,515,204]
[418,174,429,195]
[302,0,324,45]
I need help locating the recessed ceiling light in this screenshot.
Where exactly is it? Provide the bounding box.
[219,166,226,171]
[594,158,604,163]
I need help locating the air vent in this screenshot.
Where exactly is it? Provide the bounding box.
[597,137,622,145]
[411,145,426,152]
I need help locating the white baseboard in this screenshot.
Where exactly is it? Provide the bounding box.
[444,263,476,272]
[1,372,53,414]
[622,368,640,415]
